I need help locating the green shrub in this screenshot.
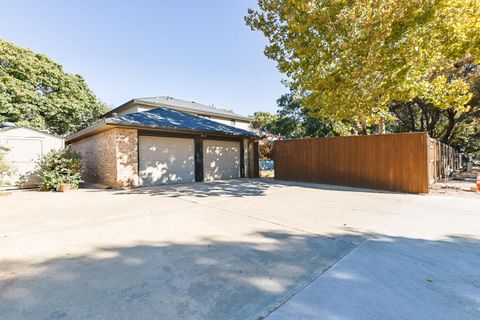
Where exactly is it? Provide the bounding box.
[39,147,83,191]
[0,146,14,186]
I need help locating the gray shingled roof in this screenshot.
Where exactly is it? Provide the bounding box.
[136,97,250,120]
[104,97,251,122]
[106,107,257,137]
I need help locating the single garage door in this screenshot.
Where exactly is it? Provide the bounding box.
[138,136,195,186]
[203,140,240,181]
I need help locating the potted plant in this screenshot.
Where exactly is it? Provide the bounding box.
[57,183,71,192]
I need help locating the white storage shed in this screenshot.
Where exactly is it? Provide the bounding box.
[0,124,64,187]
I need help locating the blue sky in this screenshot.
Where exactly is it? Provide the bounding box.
[0,0,285,115]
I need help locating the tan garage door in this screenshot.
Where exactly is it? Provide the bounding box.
[139,136,195,186]
[203,140,240,181]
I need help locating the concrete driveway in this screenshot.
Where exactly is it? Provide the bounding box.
[0,179,479,320]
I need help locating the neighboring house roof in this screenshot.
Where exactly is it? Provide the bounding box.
[104,97,252,122]
[66,107,258,143]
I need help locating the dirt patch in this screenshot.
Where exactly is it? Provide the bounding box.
[430,171,479,197]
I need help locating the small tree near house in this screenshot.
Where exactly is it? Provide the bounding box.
[39,147,83,191]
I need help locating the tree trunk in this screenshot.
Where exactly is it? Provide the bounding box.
[378,117,386,134]
[359,117,368,135]
[442,110,457,143]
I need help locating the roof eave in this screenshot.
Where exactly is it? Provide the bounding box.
[65,119,111,143]
[102,99,137,118]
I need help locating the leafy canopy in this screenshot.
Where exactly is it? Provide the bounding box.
[0,39,108,135]
[246,0,480,128]
[389,56,480,157]
[251,92,352,138]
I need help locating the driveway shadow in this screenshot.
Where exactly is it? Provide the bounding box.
[1,231,479,320]
[0,230,353,320]
[110,178,414,199]
[113,179,280,198]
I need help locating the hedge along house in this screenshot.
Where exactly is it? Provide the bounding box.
[66,97,260,189]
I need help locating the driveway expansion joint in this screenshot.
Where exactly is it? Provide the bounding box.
[174,196,363,246]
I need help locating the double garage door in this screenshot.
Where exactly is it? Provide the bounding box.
[138,136,241,186]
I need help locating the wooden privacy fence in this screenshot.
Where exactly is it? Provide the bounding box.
[428,138,463,184]
[273,132,456,194]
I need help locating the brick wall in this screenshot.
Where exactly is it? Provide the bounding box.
[114,128,138,188]
[70,128,138,189]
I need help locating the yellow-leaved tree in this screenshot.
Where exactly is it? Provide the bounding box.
[246,0,480,134]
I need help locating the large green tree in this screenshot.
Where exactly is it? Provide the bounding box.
[0,39,108,135]
[246,0,480,133]
[389,56,480,156]
[251,92,351,138]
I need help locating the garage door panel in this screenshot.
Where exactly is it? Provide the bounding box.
[139,136,195,186]
[203,140,240,181]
